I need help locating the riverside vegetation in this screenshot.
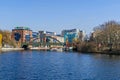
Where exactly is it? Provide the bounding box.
[0,30,17,48]
[73,21,120,54]
[0,20,120,54]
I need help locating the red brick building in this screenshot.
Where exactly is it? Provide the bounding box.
[12,27,32,46]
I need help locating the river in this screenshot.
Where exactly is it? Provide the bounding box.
[0,51,120,80]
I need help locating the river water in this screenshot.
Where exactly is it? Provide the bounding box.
[0,51,120,80]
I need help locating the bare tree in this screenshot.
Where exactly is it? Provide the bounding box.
[93,21,120,51]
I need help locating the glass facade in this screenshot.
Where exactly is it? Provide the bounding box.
[62,29,80,43]
[32,32,38,38]
[25,35,30,41]
[64,33,78,43]
[14,33,21,41]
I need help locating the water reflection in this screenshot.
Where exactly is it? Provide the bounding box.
[0,51,120,80]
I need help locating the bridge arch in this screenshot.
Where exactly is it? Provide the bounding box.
[30,36,64,47]
[46,36,64,45]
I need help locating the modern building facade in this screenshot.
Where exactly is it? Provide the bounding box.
[45,31,56,36]
[12,27,32,46]
[62,29,80,43]
[38,31,46,43]
[79,30,86,41]
[61,29,86,47]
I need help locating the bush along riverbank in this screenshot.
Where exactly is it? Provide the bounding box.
[73,41,120,55]
[71,21,120,55]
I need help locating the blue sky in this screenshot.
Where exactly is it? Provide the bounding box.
[0,0,120,34]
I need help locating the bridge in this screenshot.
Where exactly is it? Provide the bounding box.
[33,36,63,46]
[21,35,64,50]
[13,31,64,50]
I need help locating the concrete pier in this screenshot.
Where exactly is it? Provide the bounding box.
[1,48,24,52]
[30,47,50,51]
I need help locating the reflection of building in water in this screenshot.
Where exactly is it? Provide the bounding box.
[12,27,32,45]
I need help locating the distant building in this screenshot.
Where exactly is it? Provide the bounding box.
[38,31,46,43]
[12,27,32,46]
[53,35,64,43]
[44,31,56,43]
[45,31,56,36]
[61,29,86,46]
[32,32,40,43]
[79,30,86,41]
[62,29,80,43]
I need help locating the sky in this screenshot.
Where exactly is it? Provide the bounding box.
[0,0,120,34]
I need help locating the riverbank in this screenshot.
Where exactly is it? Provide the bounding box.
[101,50,120,55]
[30,47,64,52]
[1,47,120,55]
[30,47,50,51]
[1,48,24,52]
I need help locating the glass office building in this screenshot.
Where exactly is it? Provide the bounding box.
[62,29,80,43]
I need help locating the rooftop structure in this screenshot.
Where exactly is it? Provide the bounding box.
[14,27,31,30]
[45,31,56,36]
[62,29,80,36]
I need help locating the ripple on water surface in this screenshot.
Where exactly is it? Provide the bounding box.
[0,51,120,80]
